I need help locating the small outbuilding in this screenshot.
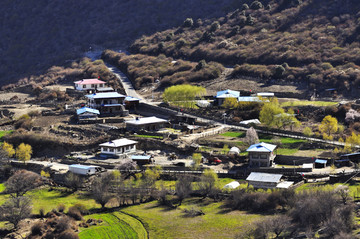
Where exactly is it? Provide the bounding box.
[69,164,101,175]
[314,159,327,168]
[131,155,154,165]
[76,107,100,120]
[246,172,293,189]
[223,181,240,189]
[124,96,140,109]
[229,147,240,155]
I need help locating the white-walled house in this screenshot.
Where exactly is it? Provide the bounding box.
[125,116,168,132]
[246,142,277,167]
[215,89,240,106]
[99,138,138,156]
[74,79,106,91]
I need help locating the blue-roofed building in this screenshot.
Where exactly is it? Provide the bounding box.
[215,89,240,106]
[315,159,327,168]
[76,107,100,120]
[86,92,128,116]
[246,142,277,167]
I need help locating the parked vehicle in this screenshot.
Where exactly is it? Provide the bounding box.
[208,157,222,164]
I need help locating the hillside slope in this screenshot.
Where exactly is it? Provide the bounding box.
[129,0,360,97]
[0,0,237,85]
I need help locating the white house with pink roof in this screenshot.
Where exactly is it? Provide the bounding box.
[74,78,106,91]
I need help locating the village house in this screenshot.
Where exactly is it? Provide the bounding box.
[215,89,240,106]
[125,116,168,132]
[124,96,140,109]
[76,107,100,120]
[246,142,277,167]
[246,172,293,189]
[86,92,128,116]
[99,138,138,157]
[74,78,106,92]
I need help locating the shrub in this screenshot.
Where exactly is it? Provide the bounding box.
[58,230,79,239]
[67,206,82,220]
[183,206,205,217]
[250,1,263,10]
[183,18,194,28]
[210,21,220,32]
[242,3,249,10]
[303,127,313,137]
[57,204,66,213]
[31,222,43,235]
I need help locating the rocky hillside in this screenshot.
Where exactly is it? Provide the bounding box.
[0,0,238,86]
[129,0,360,97]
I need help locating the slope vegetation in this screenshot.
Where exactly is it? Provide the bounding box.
[129,0,360,97]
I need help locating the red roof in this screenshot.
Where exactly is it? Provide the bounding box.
[74,79,106,85]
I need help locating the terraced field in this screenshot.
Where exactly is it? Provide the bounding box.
[79,212,148,239]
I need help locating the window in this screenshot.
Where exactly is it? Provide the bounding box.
[252,154,259,159]
[100,84,103,87]
[83,85,86,88]
[110,148,114,152]
[91,84,95,87]
[260,154,267,159]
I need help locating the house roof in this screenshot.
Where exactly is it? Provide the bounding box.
[86,92,126,99]
[76,107,100,115]
[276,181,294,189]
[229,147,240,154]
[237,96,262,102]
[96,87,114,92]
[74,79,105,85]
[99,138,138,147]
[246,172,283,183]
[216,89,240,98]
[69,164,99,170]
[131,155,152,160]
[315,159,327,164]
[125,96,141,102]
[257,92,275,97]
[125,116,168,125]
[240,119,261,125]
[223,181,240,189]
[246,142,277,153]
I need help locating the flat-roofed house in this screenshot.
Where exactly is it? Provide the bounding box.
[76,107,100,120]
[99,138,138,156]
[125,116,168,132]
[74,79,106,92]
[86,92,128,116]
[247,172,282,189]
[246,142,277,167]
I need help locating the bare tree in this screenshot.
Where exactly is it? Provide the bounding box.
[65,172,84,192]
[335,185,351,205]
[0,196,32,228]
[116,160,137,178]
[198,169,218,198]
[176,176,193,205]
[245,127,259,145]
[5,170,42,198]
[90,172,114,209]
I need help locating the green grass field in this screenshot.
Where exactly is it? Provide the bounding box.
[79,212,147,239]
[133,135,163,139]
[0,186,100,214]
[122,198,262,239]
[281,100,338,107]
[220,131,246,138]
